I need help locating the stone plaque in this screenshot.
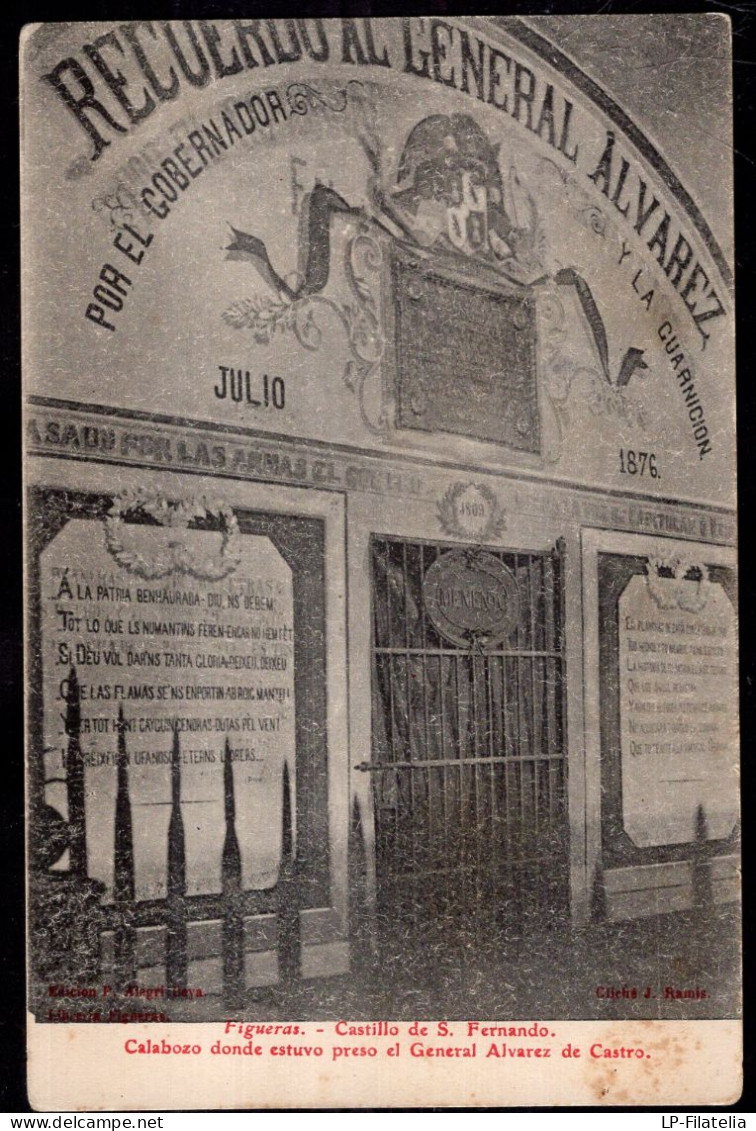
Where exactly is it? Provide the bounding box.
[394,254,539,451]
[618,569,738,848]
[40,514,295,897]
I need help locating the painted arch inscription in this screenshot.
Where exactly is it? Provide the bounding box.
[24,17,734,506]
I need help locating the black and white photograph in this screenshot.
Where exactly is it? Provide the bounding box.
[20,14,740,1108]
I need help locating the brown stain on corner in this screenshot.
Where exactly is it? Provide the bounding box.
[583,1023,701,1104]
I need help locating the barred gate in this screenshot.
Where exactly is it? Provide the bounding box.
[364,536,569,952]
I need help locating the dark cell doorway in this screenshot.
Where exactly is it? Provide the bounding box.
[366,536,569,963]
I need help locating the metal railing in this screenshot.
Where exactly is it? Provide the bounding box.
[44,669,301,1006]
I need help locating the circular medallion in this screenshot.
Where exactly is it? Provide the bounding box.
[422,549,519,649]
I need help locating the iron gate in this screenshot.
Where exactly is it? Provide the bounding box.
[365,536,569,953]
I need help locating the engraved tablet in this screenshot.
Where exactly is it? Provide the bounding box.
[618,567,738,848]
[394,254,539,451]
[422,549,519,649]
[40,516,296,898]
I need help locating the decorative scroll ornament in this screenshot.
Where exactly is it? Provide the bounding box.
[539,285,648,464]
[286,80,364,116]
[437,482,507,542]
[91,181,140,229]
[223,110,647,447]
[423,548,519,650]
[644,553,713,613]
[104,487,241,580]
[538,156,608,240]
[223,221,387,434]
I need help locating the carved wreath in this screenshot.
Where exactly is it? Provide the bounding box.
[645,554,712,614]
[104,487,241,580]
[436,482,507,541]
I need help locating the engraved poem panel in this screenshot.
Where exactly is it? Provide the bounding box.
[40,518,295,899]
[618,572,737,848]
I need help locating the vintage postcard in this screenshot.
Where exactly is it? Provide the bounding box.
[21,16,739,1109]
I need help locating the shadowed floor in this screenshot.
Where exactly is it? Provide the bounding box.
[215,902,740,1023]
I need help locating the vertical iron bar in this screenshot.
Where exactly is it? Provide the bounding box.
[514,555,525,851]
[371,542,386,936]
[377,543,396,941]
[386,549,399,903]
[544,554,557,823]
[113,705,136,991]
[64,666,87,877]
[402,543,416,933]
[503,657,512,858]
[556,539,568,910]
[349,794,373,969]
[486,654,496,921]
[277,761,301,984]
[440,652,449,915]
[516,554,527,929]
[221,738,244,1005]
[165,727,187,990]
[471,653,482,934]
[420,546,433,884]
[455,652,464,897]
[529,557,540,852]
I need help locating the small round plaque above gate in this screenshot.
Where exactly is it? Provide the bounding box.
[422,549,520,649]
